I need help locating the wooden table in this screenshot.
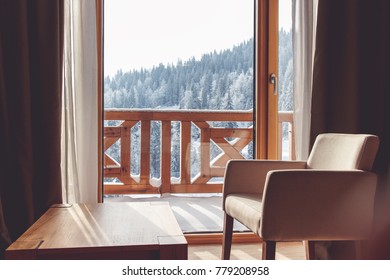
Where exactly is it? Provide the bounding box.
[5,202,187,260]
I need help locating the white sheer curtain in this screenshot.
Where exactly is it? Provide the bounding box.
[292,0,318,160]
[62,0,98,204]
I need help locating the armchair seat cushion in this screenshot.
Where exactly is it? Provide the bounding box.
[225,193,262,234]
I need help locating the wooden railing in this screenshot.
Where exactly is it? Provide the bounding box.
[104,109,294,195]
[278,111,296,160]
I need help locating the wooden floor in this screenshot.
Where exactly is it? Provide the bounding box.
[188,241,306,260]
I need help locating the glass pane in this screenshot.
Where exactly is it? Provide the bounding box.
[104,0,254,110]
[103,0,255,195]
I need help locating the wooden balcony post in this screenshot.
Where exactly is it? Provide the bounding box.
[161,121,172,194]
[180,121,191,187]
[140,120,151,186]
[193,121,211,184]
[120,126,131,184]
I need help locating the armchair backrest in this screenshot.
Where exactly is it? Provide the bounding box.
[307,133,379,171]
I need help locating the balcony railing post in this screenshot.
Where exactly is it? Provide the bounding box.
[180,121,192,189]
[140,120,151,186]
[120,125,131,183]
[200,126,211,183]
[161,120,171,194]
[278,111,295,160]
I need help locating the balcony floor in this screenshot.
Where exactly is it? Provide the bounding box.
[104,194,249,233]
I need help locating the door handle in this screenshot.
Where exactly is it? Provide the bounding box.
[270,73,277,95]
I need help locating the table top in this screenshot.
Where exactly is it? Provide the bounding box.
[6,202,187,254]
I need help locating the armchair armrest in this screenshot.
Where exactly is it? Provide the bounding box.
[260,170,377,241]
[222,160,307,209]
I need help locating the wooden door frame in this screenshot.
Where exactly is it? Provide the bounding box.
[255,0,278,159]
[96,0,279,200]
[95,0,279,242]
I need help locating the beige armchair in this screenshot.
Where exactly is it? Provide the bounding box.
[222,133,379,260]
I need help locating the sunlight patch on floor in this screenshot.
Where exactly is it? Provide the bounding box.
[188,242,306,260]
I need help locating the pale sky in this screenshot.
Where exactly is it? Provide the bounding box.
[279,0,292,31]
[104,0,292,76]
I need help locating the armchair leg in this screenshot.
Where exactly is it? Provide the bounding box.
[305,240,316,260]
[262,241,276,260]
[222,213,234,260]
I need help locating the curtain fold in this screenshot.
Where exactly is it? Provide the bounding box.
[0,197,11,259]
[0,36,12,259]
[62,0,98,204]
[0,0,64,257]
[311,0,390,259]
[292,0,318,160]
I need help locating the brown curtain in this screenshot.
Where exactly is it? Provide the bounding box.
[312,0,390,259]
[0,0,64,258]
